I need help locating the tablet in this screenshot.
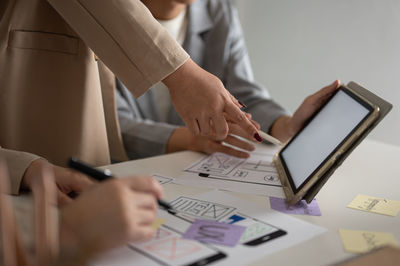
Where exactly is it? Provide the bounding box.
[274,84,381,205]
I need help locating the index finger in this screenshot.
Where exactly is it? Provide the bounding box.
[224,102,260,142]
[120,176,163,199]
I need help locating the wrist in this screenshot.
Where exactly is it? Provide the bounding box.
[270,115,294,142]
[166,127,192,153]
[162,58,194,93]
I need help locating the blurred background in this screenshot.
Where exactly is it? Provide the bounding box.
[235,0,399,146]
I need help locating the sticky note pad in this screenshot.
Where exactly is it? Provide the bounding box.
[182,219,246,247]
[347,194,400,217]
[151,218,166,230]
[339,229,398,254]
[269,197,321,216]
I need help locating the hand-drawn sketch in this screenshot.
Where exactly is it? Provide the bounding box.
[93,192,324,266]
[358,198,382,211]
[145,236,202,260]
[169,197,236,221]
[170,197,285,247]
[184,152,281,187]
[129,226,225,265]
[153,228,172,240]
[191,153,244,175]
[239,223,275,243]
[362,232,379,250]
[233,170,248,178]
[240,160,275,172]
[152,174,174,185]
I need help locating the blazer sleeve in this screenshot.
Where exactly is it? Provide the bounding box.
[47,0,190,97]
[0,148,41,195]
[223,2,289,132]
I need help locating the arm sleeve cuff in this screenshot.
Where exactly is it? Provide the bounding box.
[0,148,41,195]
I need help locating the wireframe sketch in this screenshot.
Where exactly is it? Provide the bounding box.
[240,160,275,172]
[184,152,281,187]
[169,197,236,221]
[129,226,225,265]
[191,153,244,175]
[145,236,202,260]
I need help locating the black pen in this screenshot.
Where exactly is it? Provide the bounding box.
[68,157,174,212]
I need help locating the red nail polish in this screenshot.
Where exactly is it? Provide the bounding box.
[254,133,262,142]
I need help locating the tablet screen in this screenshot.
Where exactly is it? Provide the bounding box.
[280,89,373,193]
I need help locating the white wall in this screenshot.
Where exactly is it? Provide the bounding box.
[235,0,400,146]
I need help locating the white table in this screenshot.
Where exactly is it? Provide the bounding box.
[104,139,400,266]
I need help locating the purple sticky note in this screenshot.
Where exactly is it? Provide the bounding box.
[269,197,322,216]
[182,219,246,247]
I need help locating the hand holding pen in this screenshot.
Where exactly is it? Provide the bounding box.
[68,158,175,212]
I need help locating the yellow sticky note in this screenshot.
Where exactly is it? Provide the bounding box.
[347,194,400,217]
[339,229,398,254]
[151,218,166,230]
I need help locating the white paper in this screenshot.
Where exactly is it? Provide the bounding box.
[90,191,325,266]
[174,144,286,198]
[152,174,175,185]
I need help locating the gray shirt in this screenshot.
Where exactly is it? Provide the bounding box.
[116,0,289,160]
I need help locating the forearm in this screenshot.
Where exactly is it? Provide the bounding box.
[269,115,295,143]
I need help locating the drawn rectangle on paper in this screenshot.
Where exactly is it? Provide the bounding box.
[182,219,246,247]
[240,160,275,172]
[186,152,244,176]
[169,196,236,221]
[184,152,281,187]
[129,226,225,265]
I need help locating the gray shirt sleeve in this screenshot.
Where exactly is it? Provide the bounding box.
[223,2,290,132]
[116,81,178,160]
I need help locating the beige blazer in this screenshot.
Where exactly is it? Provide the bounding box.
[0,0,189,184]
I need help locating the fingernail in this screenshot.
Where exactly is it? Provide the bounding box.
[254,133,262,142]
[238,100,247,108]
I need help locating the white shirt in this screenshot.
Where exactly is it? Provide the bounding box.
[153,9,188,122]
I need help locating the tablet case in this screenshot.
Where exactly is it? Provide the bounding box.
[301,81,392,203]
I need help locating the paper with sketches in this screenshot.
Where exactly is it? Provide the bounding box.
[182,219,246,247]
[152,174,174,185]
[269,197,322,216]
[347,194,400,216]
[339,229,398,254]
[91,191,325,266]
[174,144,285,198]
